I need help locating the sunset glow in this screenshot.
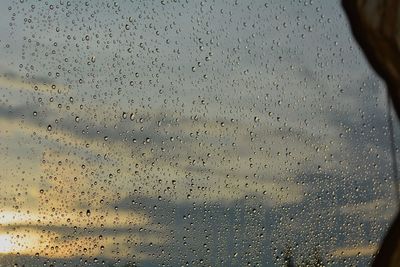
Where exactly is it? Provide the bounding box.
[0,232,41,255]
[0,234,15,253]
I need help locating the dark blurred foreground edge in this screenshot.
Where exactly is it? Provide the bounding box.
[341,0,400,266]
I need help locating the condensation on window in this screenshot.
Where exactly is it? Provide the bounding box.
[0,0,396,266]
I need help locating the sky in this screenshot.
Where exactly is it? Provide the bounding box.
[0,0,398,266]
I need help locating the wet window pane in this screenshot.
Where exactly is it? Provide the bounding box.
[0,0,397,266]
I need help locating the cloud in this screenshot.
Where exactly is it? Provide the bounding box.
[339,198,396,221]
[0,74,69,94]
[331,244,377,258]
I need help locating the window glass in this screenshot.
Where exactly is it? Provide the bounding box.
[0,0,396,266]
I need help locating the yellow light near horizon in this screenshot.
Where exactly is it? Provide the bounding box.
[0,233,41,255]
[0,234,15,254]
